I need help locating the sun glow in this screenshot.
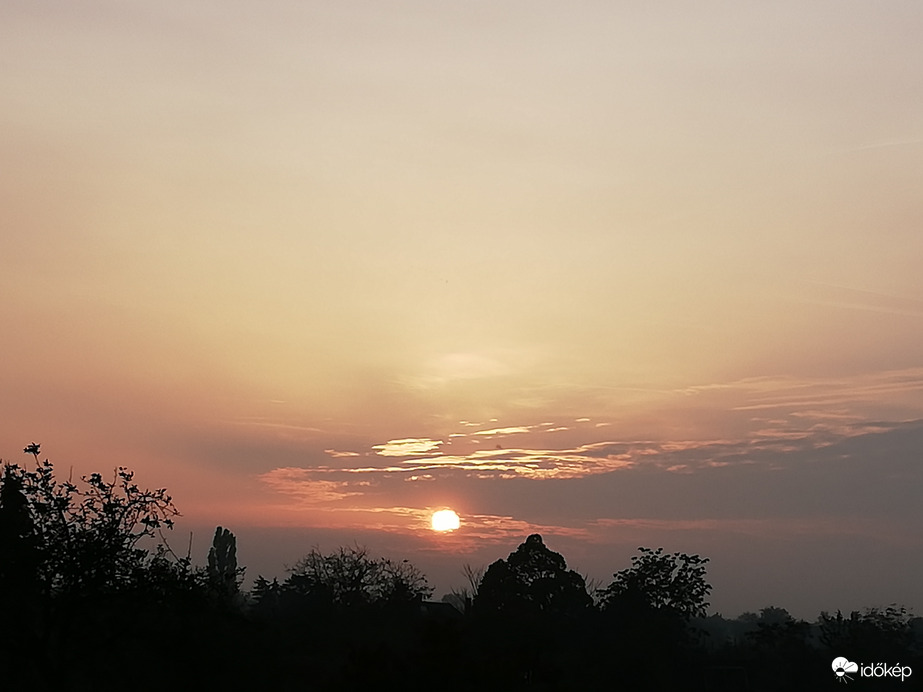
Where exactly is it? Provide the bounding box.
[431,509,460,532]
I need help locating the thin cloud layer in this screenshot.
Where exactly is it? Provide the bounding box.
[373,438,444,456]
[258,409,923,545]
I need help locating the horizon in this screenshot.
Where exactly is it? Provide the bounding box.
[3,1,922,623]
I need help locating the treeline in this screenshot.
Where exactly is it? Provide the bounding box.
[1,454,920,690]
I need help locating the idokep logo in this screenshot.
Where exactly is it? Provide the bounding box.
[833,657,859,682]
[832,657,913,683]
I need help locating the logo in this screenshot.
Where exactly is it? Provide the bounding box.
[832,657,913,683]
[832,657,858,683]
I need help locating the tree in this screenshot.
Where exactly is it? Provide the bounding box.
[756,605,794,625]
[474,534,592,616]
[0,451,202,688]
[599,547,711,620]
[1,451,186,598]
[250,575,282,613]
[818,605,914,660]
[206,526,244,600]
[0,462,42,650]
[445,563,484,614]
[0,463,39,593]
[282,545,432,608]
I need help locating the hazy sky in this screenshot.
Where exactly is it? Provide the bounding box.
[3,1,922,617]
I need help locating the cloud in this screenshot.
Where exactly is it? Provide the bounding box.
[259,467,363,503]
[373,438,443,456]
[472,426,532,436]
[252,369,923,568]
[676,369,923,425]
[435,514,590,546]
[250,419,923,587]
[264,414,923,492]
[587,516,901,540]
[827,137,923,155]
[404,350,537,389]
[230,418,325,435]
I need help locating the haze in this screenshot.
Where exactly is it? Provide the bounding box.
[2,1,922,618]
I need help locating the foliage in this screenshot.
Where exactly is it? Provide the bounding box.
[207,526,244,599]
[282,545,432,608]
[251,575,282,609]
[599,547,711,620]
[0,463,39,592]
[745,614,811,653]
[755,605,794,625]
[0,451,185,597]
[474,534,592,616]
[818,605,914,658]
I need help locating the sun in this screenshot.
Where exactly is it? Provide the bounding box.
[431,509,460,532]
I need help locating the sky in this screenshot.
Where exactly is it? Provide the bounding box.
[2,1,922,618]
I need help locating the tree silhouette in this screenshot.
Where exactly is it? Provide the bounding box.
[599,547,711,620]
[0,463,39,592]
[206,526,244,601]
[445,563,484,614]
[0,452,209,689]
[591,547,713,689]
[250,575,283,612]
[467,535,594,689]
[818,605,915,660]
[474,534,593,617]
[282,545,432,609]
[2,455,184,597]
[0,462,42,656]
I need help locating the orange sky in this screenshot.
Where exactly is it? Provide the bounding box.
[2,1,923,617]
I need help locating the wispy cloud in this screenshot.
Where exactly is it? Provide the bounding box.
[230,418,326,435]
[403,350,539,389]
[827,136,923,155]
[442,514,591,546]
[472,426,532,436]
[250,368,923,560]
[792,281,923,318]
[373,438,443,456]
[587,516,912,541]
[254,418,923,560]
[679,369,923,419]
[260,467,363,503]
